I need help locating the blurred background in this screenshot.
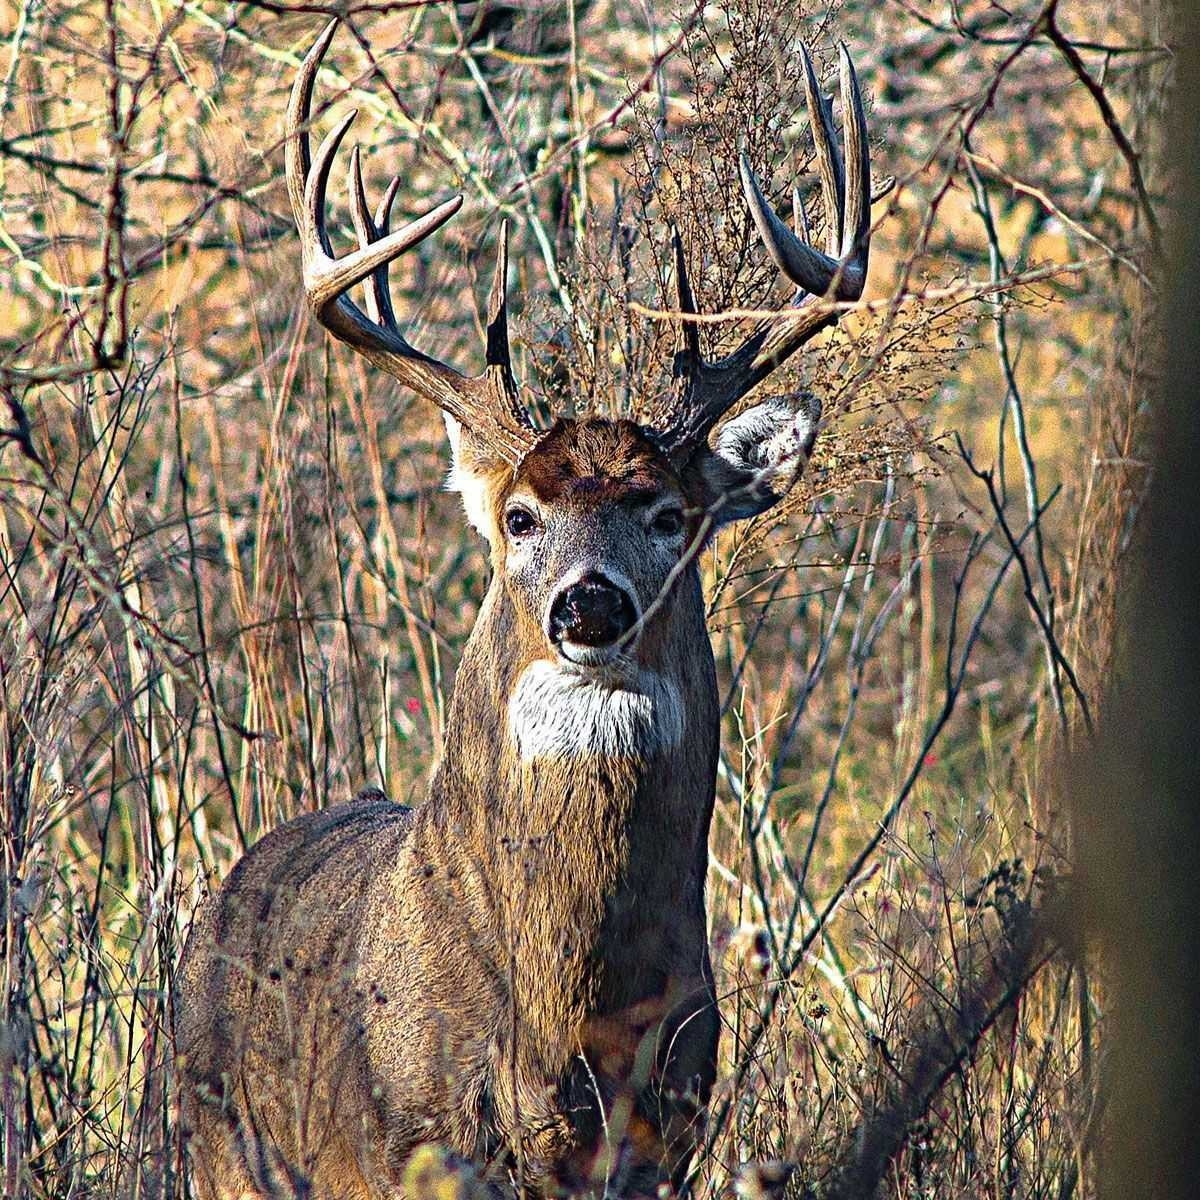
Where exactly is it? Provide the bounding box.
[0,0,1168,1196]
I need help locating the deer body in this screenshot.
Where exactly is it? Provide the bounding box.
[177,21,878,1198]
[179,426,723,1196]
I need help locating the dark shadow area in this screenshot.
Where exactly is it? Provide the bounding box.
[1074,9,1200,1198]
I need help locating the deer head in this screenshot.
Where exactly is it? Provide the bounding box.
[286,20,872,712]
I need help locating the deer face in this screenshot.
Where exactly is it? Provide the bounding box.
[447,400,820,675]
[474,419,688,671]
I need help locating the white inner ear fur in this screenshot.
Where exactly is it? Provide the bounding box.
[712,394,820,486]
[444,414,500,541]
[508,661,684,762]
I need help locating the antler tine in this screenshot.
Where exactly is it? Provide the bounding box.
[347,146,395,327]
[365,175,404,327]
[484,219,531,423]
[740,155,843,298]
[284,19,337,240]
[307,109,463,323]
[670,224,701,365]
[306,109,357,264]
[792,186,812,244]
[658,43,873,462]
[375,176,401,233]
[284,21,537,464]
[800,43,844,259]
[837,42,872,266]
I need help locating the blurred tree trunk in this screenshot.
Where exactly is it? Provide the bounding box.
[1074,8,1200,1198]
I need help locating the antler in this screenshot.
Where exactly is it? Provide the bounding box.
[285,21,537,464]
[658,43,873,462]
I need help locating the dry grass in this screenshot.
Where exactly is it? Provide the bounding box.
[0,0,1165,1196]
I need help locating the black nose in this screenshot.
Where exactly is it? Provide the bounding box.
[548,574,638,648]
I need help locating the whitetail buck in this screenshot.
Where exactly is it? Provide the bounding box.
[177,19,876,1199]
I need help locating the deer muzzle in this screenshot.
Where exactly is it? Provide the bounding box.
[547,572,639,660]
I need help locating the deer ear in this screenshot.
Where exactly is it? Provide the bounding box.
[693,393,821,528]
[444,415,514,544]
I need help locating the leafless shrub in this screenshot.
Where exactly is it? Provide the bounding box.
[0,0,1167,1195]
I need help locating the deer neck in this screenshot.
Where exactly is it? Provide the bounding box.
[426,568,719,1020]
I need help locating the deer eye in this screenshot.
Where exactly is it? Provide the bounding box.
[505,506,539,538]
[650,508,685,537]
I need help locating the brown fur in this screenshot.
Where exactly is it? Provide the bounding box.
[517,420,677,506]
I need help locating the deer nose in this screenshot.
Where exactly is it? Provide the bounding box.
[548,573,638,649]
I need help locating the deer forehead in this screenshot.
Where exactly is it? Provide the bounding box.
[511,418,683,508]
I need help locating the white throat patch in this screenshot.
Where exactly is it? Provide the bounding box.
[507,660,684,762]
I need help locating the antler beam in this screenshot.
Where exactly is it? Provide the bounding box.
[660,43,873,462]
[285,20,537,464]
